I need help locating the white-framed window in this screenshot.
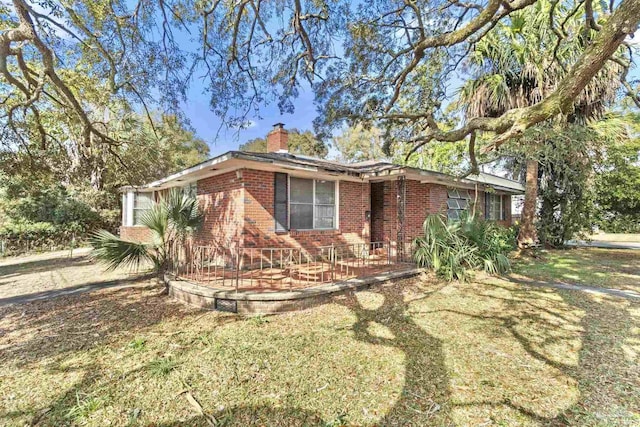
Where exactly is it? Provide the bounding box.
[447,188,470,221]
[486,193,504,221]
[133,192,154,225]
[289,177,337,230]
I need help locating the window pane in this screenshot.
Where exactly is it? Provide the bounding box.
[135,192,153,209]
[133,209,147,225]
[459,199,469,209]
[459,190,470,199]
[315,180,335,204]
[314,205,334,229]
[182,183,197,198]
[447,209,460,220]
[290,178,313,203]
[447,199,460,209]
[314,216,334,229]
[290,204,313,229]
[447,189,459,199]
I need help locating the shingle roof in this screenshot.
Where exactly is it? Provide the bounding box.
[123,150,524,193]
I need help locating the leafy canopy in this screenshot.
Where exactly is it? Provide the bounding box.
[1,0,638,175]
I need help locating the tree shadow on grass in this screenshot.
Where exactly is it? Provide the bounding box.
[0,254,95,278]
[3,275,638,426]
[4,278,453,426]
[0,283,211,367]
[427,279,640,425]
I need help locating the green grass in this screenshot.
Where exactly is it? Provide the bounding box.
[65,393,103,423]
[1,255,639,426]
[513,248,640,292]
[147,357,179,377]
[128,337,147,351]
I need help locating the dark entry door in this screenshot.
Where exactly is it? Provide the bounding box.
[370,182,385,242]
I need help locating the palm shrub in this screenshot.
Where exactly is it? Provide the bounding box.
[90,189,203,278]
[413,212,514,281]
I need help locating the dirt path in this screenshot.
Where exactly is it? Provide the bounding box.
[0,248,152,306]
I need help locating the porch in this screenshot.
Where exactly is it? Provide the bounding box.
[168,241,416,293]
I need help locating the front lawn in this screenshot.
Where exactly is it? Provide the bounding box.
[513,248,640,293]
[0,248,638,426]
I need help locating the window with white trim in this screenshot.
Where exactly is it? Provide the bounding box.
[133,192,154,225]
[486,193,504,221]
[447,188,470,221]
[289,177,336,229]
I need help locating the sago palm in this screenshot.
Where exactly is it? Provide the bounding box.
[458,0,622,247]
[91,189,203,278]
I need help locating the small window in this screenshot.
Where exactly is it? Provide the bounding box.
[289,177,336,230]
[485,194,504,221]
[447,188,470,221]
[133,192,154,225]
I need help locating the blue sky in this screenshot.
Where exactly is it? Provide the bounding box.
[182,84,317,156]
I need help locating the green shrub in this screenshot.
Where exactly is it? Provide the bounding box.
[596,215,640,233]
[0,220,84,254]
[413,213,515,281]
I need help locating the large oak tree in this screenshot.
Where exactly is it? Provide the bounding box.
[1,0,639,168]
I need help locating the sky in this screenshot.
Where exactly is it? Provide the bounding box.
[181,84,318,157]
[179,35,640,160]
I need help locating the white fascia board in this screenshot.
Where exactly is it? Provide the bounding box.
[119,152,237,192]
[467,173,525,193]
[119,152,365,193]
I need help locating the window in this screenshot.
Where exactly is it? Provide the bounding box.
[485,193,504,221]
[133,192,153,225]
[182,182,197,198]
[447,188,470,221]
[289,177,336,229]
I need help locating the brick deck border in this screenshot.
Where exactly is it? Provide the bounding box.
[165,268,423,315]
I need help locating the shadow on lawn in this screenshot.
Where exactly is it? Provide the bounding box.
[443,280,639,425]
[2,274,638,426]
[154,281,453,426]
[0,284,197,366]
[153,281,639,426]
[514,248,640,287]
[0,254,95,279]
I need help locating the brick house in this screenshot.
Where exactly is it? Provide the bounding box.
[120,124,523,253]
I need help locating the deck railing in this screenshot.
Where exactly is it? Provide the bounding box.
[168,241,415,291]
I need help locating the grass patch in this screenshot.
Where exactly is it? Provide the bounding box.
[0,255,638,426]
[128,337,147,351]
[147,357,179,376]
[513,247,640,292]
[65,392,103,422]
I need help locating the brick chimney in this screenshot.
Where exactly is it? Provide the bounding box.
[267,123,288,153]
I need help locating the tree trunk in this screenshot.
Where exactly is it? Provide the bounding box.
[518,159,539,248]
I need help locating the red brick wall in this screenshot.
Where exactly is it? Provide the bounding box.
[119,226,153,242]
[370,180,513,243]
[194,171,245,252]
[121,172,513,249]
[241,169,370,250]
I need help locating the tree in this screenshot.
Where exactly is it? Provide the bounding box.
[593,113,640,232]
[1,0,638,175]
[333,124,385,163]
[458,0,621,247]
[0,109,209,245]
[91,190,203,279]
[239,129,328,157]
